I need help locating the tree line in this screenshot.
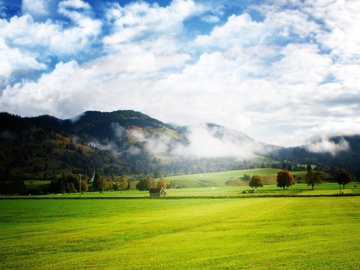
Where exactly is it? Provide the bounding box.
[246,166,353,192]
[0,167,354,195]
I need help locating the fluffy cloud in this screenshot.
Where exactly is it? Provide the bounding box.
[0,61,97,116]
[270,44,332,84]
[1,0,360,148]
[2,4,101,56]
[305,0,360,63]
[0,38,46,86]
[103,0,204,50]
[0,0,101,85]
[22,0,52,17]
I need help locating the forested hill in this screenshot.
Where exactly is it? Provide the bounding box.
[29,110,170,139]
[0,110,261,179]
[0,112,124,180]
[269,136,360,176]
[1,110,360,180]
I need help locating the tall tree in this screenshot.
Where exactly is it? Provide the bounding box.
[336,169,352,193]
[277,170,294,190]
[306,164,312,173]
[94,172,108,192]
[136,177,151,191]
[305,169,322,190]
[249,175,263,189]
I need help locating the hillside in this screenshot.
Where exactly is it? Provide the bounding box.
[270,136,360,176]
[1,110,272,180]
[1,110,359,181]
[0,113,124,180]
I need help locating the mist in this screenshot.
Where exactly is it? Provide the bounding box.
[305,137,350,156]
[122,123,265,161]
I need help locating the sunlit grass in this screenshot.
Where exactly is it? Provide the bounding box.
[1,197,360,269]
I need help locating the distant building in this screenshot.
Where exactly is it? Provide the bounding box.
[149,187,167,197]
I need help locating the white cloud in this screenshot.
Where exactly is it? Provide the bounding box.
[271,43,332,84]
[201,15,220,23]
[0,61,98,117]
[305,0,360,63]
[60,0,90,10]
[125,123,262,160]
[103,0,205,49]
[87,46,190,73]
[1,0,360,148]
[0,0,5,18]
[0,38,46,86]
[172,124,262,159]
[58,0,91,23]
[22,0,51,17]
[0,2,101,84]
[305,137,350,156]
[3,1,100,56]
[195,14,266,51]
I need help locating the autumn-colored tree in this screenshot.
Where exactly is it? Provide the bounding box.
[277,170,294,190]
[157,178,170,189]
[249,175,263,189]
[81,179,89,192]
[113,176,129,191]
[94,173,112,192]
[305,169,322,190]
[336,169,352,193]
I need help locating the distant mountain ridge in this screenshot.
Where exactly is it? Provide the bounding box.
[1,110,359,179]
[269,135,360,176]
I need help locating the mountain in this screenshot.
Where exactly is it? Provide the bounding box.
[269,136,360,176]
[1,110,276,179]
[1,110,359,181]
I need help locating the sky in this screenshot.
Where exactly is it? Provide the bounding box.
[0,0,360,147]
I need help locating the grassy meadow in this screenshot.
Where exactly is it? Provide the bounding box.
[18,167,359,198]
[1,198,360,269]
[161,168,297,187]
[1,168,360,269]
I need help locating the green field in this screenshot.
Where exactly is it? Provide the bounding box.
[20,168,353,198]
[1,197,360,269]
[13,181,360,198]
[162,168,294,187]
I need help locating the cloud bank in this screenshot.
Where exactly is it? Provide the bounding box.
[114,123,264,160]
[1,0,360,147]
[305,137,350,156]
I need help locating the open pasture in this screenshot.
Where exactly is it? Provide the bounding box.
[162,168,291,187]
[14,181,359,198]
[1,197,360,269]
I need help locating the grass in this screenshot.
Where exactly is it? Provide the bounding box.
[161,168,307,187]
[15,168,356,198]
[7,182,359,199]
[1,197,360,269]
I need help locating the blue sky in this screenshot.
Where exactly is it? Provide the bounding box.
[1,0,360,148]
